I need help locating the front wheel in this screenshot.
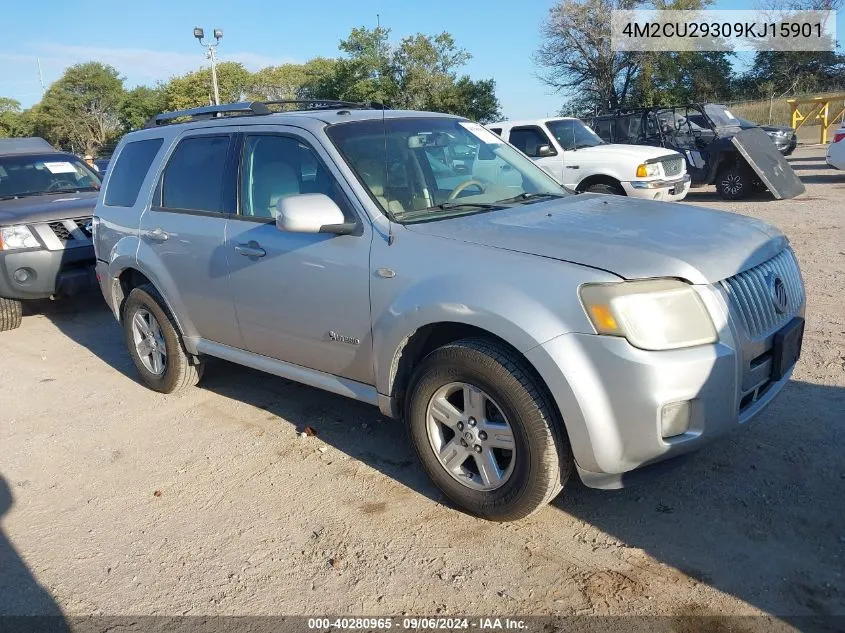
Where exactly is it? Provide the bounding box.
[0,297,23,332]
[716,164,754,200]
[406,339,571,521]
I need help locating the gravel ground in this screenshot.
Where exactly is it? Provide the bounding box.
[0,146,843,625]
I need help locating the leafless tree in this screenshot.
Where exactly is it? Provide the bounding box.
[535,0,646,111]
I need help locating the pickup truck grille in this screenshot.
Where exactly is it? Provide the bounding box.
[720,249,804,339]
[48,218,92,243]
[660,156,684,177]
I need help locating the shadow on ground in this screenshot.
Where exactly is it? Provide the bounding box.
[0,475,69,629]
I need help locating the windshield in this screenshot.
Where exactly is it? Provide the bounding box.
[327,117,567,222]
[703,104,742,128]
[0,153,101,199]
[545,119,605,150]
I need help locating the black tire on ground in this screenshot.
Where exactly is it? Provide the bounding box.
[716,163,755,200]
[122,284,203,393]
[0,297,23,332]
[405,338,572,521]
[585,182,625,196]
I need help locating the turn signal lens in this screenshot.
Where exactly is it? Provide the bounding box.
[636,164,648,177]
[589,305,618,333]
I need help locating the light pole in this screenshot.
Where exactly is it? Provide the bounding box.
[193,27,223,105]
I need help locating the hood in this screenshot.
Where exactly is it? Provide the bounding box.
[0,191,99,226]
[405,194,786,284]
[578,144,679,163]
[760,124,794,135]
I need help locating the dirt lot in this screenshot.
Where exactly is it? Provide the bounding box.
[1,146,843,624]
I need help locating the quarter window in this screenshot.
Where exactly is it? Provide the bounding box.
[160,135,231,213]
[240,135,347,220]
[104,138,163,207]
[508,126,556,157]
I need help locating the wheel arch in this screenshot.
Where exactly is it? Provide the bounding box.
[384,322,566,438]
[576,173,625,193]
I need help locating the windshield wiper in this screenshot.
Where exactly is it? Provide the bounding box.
[494,192,566,205]
[395,201,504,221]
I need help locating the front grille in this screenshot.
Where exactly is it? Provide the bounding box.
[49,221,72,241]
[47,217,92,243]
[660,156,684,177]
[720,249,804,339]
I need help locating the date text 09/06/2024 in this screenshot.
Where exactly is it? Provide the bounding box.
[307,617,527,630]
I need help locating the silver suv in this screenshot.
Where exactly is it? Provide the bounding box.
[93,101,806,521]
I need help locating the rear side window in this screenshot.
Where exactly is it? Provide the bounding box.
[104,138,163,207]
[489,127,503,136]
[160,135,231,213]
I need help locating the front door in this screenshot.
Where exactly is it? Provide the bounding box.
[225,128,373,384]
[507,125,564,183]
[138,130,242,348]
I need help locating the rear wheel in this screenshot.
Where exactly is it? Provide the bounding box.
[716,164,754,200]
[122,284,203,393]
[0,298,23,332]
[406,338,571,521]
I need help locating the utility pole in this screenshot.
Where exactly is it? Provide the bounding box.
[37,58,45,95]
[193,27,223,106]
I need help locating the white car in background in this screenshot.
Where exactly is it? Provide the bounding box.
[826,127,845,170]
[487,118,690,201]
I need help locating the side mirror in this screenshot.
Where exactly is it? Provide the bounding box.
[276,194,356,236]
[537,144,554,157]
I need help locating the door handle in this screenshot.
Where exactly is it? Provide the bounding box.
[234,242,266,258]
[565,165,580,169]
[144,227,169,242]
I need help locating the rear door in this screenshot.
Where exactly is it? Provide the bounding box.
[224,127,373,384]
[138,129,242,348]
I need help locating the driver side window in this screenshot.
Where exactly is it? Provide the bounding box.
[240,135,348,220]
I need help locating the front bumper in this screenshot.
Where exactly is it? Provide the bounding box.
[0,245,96,300]
[623,173,691,201]
[525,289,803,489]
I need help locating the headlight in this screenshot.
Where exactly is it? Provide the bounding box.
[635,162,661,178]
[580,279,717,351]
[0,225,39,250]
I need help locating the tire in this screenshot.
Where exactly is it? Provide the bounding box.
[716,164,754,200]
[405,338,572,521]
[0,298,23,332]
[122,284,203,393]
[585,182,624,196]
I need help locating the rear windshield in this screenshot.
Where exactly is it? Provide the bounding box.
[0,154,100,200]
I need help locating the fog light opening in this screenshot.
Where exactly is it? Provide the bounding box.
[661,401,692,438]
[13,268,34,284]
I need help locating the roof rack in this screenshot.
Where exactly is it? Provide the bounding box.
[144,102,271,128]
[261,99,385,111]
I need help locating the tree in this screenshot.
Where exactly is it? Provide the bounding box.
[0,98,22,137]
[536,0,645,112]
[436,77,502,123]
[119,85,167,131]
[37,62,125,153]
[247,64,308,101]
[631,51,734,105]
[162,62,252,111]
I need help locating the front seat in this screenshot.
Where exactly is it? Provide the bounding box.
[251,162,300,218]
[356,158,404,214]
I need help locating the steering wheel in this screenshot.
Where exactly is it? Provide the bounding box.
[47,179,76,192]
[447,179,485,201]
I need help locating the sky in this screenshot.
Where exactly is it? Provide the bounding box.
[0,0,841,120]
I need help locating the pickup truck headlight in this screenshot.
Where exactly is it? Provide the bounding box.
[635,162,661,178]
[580,279,717,351]
[0,225,39,250]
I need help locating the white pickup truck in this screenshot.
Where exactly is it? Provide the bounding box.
[487,118,691,201]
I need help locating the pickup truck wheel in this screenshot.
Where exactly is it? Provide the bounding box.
[0,298,23,332]
[716,165,753,200]
[584,182,624,196]
[123,284,203,393]
[406,338,571,521]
